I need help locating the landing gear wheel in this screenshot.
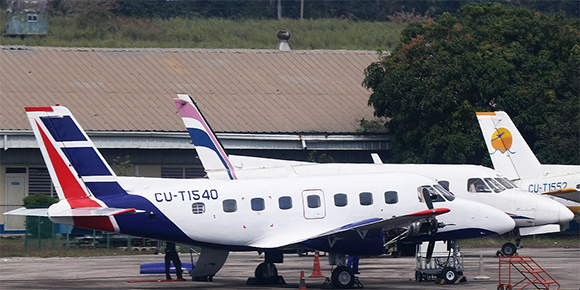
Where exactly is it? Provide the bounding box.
[415,270,423,282]
[501,242,517,256]
[331,266,355,289]
[441,267,458,284]
[254,262,278,284]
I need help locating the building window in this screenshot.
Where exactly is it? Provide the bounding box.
[223,199,237,213]
[359,192,373,206]
[27,13,38,22]
[307,195,321,208]
[384,191,398,204]
[191,202,205,214]
[251,198,265,211]
[28,167,55,197]
[334,193,348,207]
[278,196,292,210]
[161,166,205,179]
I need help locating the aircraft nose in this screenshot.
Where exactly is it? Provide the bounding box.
[496,209,517,234]
[457,198,515,235]
[558,204,574,223]
[533,196,575,225]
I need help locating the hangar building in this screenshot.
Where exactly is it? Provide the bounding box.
[0,46,390,233]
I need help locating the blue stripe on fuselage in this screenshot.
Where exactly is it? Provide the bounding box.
[403,228,499,243]
[100,193,195,244]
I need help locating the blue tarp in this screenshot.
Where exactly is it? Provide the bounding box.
[140,262,194,274]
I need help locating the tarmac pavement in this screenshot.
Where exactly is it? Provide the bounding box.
[1,246,578,289]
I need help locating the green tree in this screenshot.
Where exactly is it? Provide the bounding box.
[363,3,579,165]
[111,155,134,176]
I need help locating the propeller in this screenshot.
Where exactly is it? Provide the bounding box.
[421,188,437,264]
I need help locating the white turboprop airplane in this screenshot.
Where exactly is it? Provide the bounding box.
[174,94,573,257]
[4,105,514,289]
[476,111,580,215]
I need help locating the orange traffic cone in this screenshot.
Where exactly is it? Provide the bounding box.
[299,271,307,290]
[310,251,324,277]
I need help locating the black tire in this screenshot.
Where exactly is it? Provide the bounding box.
[415,270,423,282]
[441,267,458,284]
[501,243,517,256]
[254,262,278,283]
[331,266,355,289]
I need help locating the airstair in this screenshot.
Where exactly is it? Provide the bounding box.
[498,256,559,290]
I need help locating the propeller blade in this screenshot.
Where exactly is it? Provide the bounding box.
[425,237,436,264]
[421,188,434,210]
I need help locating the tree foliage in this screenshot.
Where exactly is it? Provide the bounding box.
[35,0,578,21]
[363,3,579,165]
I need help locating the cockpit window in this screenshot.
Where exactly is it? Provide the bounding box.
[434,184,455,201]
[467,178,491,193]
[503,178,517,189]
[418,186,446,203]
[437,181,450,191]
[495,178,515,189]
[484,178,505,193]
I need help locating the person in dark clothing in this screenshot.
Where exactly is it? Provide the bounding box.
[164,242,184,280]
[347,255,360,274]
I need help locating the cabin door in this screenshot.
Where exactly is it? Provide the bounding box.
[301,189,326,220]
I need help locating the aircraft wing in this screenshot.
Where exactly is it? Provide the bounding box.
[543,188,580,203]
[247,208,449,249]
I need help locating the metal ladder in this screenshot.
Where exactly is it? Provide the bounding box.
[498,256,560,290]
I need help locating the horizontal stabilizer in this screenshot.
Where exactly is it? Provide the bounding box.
[543,188,580,203]
[3,207,143,218]
[3,207,48,217]
[51,207,144,217]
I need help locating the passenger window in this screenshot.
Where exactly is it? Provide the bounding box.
[307,195,321,208]
[223,199,237,213]
[191,202,205,214]
[278,196,292,210]
[384,191,398,204]
[467,178,491,193]
[359,192,373,206]
[251,198,265,211]
[334,193,348,207]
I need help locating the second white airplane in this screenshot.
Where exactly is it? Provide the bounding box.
[174,94,573,257]
[476,111,580,215]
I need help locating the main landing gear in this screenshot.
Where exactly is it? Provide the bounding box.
[247,252,285,285]
[322,253,363,289]
[330,266,356,289]
[496,238,521,257]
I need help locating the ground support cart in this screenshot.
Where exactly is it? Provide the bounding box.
[414,240,463,284]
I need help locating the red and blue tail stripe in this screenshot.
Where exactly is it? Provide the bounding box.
[26,105,195,243]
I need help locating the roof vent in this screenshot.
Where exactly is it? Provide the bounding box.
[277,30,291,51]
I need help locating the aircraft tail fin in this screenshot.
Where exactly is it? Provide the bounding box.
[173,94,237,180]
[25,106,133,231]
[476,111,542,181]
